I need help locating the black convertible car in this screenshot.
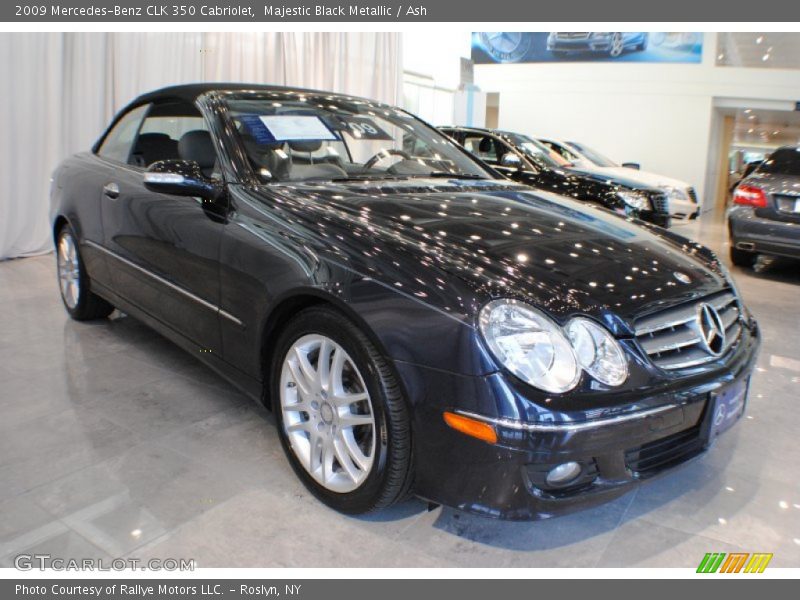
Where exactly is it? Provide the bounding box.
[51,84,759,519]
[440,126,672,228]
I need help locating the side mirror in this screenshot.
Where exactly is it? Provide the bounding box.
[500,153,522,169]
[621,162,640,170]
[143,160,221,199]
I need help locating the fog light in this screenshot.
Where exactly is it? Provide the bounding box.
[545,461,582,487]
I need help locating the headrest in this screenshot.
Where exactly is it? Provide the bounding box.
[478,137,493,153]
[288,140,322,153]
[137,132,171,142]
[178,130,216,169]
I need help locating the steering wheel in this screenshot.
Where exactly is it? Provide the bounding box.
[363,149,412,170]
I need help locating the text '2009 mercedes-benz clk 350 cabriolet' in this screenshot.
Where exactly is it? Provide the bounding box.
[51,84,759,519]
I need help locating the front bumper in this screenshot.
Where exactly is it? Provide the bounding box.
[639,209,671,228]
[548,38,610,53]
[397,317,760,520]
[729,206,800,259]
[669,196,700,220]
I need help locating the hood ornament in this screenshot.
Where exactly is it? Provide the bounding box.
[673,271,691,284]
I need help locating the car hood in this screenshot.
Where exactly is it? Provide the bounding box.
[564,166,661,192]
[254,178,727,327]
[575,166,691,191]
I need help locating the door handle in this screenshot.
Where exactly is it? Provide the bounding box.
[103,183,120,199]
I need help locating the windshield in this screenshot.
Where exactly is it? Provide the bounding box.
[565,142,618,168]
[223,92,493,182]
[500,132,569,169]
[758,148,800,177]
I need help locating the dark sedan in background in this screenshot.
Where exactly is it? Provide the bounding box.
[728,146,800,268]
[441,126,671,227]
[51,84,758,520]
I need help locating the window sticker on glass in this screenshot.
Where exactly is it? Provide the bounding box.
[258,115,338,142]
[340,116,392,140]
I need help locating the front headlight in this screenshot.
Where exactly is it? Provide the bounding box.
[566,318,628,387]
[617,190,651,210]
[662,186,688,201]
[479,300,580,394]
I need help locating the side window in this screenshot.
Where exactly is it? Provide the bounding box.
[464,135,500,164]
[131,110,210,169]
[546,141,579,163]
[96,104,150,164]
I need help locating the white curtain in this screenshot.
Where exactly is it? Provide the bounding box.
[0,32,402,260]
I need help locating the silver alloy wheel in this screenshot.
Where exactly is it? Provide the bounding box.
[57,232,80,309]
[609,33,623,57]
[280,334,376,493]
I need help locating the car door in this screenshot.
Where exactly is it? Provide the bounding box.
[99,100,226,354]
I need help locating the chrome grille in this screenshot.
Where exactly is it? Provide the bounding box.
[634,290,742,370]
[559,32,590,39]
[687,187,697,203]
[650,192,669,214]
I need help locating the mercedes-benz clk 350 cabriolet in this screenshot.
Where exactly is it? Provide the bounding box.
[50,84,759,519]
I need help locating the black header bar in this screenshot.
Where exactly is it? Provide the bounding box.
[4,0,800,22]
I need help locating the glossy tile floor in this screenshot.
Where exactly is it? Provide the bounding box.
[1,214,799,568]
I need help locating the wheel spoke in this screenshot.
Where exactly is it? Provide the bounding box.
[329,347,346,395]
[285,419,311,433]
[317,338,333,392]
[321,437,335,484]
[287,356,312,396]
[294,347,318,391]
[308,430,323,473]
[283,400,310,413]
[333,391,368,408]
[333,436,360,483]
[339,411,372,428]
[339,429,371,472]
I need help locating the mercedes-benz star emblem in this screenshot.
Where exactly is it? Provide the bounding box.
[697,303,726,356]
[673,271,691,284]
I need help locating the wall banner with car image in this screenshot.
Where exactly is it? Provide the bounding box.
[472,32,704,64]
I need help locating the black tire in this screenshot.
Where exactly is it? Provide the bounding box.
[270,305,413,514]
[730,245,757,268]
[56,225,114,321]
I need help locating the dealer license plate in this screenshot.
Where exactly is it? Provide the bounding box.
[710,378,749,438]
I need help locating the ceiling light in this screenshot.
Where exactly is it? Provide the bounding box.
[744,109,752,114]
[756,35,764,44]
[762,53,771,61]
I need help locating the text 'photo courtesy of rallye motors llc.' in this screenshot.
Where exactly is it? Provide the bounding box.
[51,83,759,519]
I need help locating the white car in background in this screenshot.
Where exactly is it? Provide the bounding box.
[538,138,700,222]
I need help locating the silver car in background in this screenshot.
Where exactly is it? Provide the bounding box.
[728,146,800,268]
[539,138,700,221]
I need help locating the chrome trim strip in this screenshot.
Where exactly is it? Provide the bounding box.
[455,405,675,432]
[85,240,243,326]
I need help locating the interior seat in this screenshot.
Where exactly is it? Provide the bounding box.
[178,130,217,177]
[131,132,178,167]
[240,133,291,180]
[287,140,347,180]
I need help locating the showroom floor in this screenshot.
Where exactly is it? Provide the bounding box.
[1,215,798,569]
